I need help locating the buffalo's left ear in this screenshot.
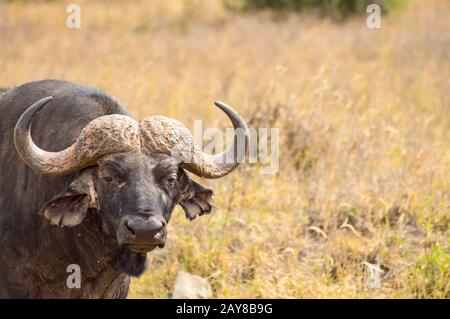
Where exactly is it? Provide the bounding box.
[179,173,214,221]
[41,168,99,227]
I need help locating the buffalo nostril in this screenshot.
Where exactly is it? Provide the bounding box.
[154,228,165,240]
[154,228,167,248]
[125,222,136,237]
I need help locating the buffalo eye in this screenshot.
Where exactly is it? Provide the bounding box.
[164,174,178,192]
[102,175,114,183]
[100,161,126,184]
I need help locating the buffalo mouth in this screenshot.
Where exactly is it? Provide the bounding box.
[126,243,162,254]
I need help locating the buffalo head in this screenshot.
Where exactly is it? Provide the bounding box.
[13,97,248,275]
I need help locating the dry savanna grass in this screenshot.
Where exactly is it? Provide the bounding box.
[0,0,448,298]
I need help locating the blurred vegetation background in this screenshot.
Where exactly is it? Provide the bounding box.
[0,0,448,298]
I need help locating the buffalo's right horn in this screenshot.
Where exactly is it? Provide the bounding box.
[140,101,249,179]
[14,96,141,176]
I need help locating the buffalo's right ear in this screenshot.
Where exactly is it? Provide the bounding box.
[41,168,99,227]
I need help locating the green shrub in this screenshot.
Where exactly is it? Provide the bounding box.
[409,241,450,298]
[234,0,406,18]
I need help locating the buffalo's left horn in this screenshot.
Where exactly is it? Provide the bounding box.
[140,101,249,178]
[14,96,141,176]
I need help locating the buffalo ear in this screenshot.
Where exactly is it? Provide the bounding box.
[179,175,214,221]
[41,169,99,227]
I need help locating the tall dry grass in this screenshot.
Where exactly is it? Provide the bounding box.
[0,0,448,298]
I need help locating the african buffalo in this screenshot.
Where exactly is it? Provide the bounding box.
[0,79,248,298]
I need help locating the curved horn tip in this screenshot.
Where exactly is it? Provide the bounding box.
[41,96,53,102]
[29,96,53,112]
[213,100,246,122]
[214,100,230,110]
